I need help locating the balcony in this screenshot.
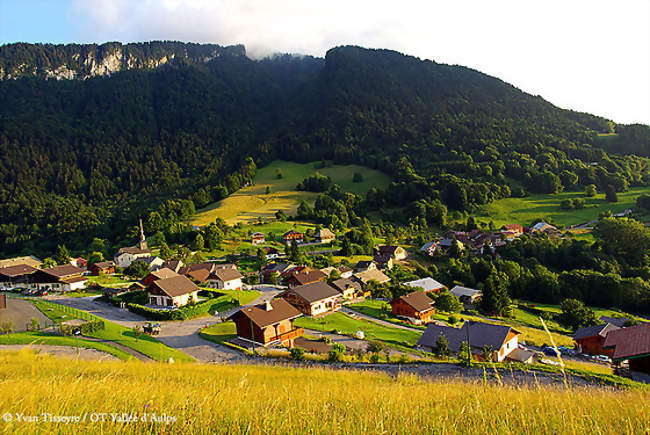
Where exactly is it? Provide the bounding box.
[273,327,304,343]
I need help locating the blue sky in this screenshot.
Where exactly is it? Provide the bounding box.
[1,0,648,125]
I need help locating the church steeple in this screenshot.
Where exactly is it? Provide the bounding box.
[138,218,148,250]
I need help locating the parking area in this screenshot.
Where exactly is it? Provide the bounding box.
[0,297,50,331]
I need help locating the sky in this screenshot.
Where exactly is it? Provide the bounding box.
[1,0,648,125]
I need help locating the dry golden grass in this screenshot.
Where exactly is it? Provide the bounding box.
[0,350,647,434]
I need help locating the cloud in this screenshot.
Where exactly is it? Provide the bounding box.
[68,0,649,124]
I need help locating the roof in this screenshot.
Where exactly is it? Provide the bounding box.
[60,276,88,284]
[507,347,535,363]
[354,261,375,270]
[531,222,557,232]
[251,232,265,237]
[354,269,390,284]
[0,264,38,277]
[417,321,519,353]
[149,268,180,280]
[403,277,445,292]
[42,264,84,277]
[262,263,294,273]
[373,253,393,264]
[150,275,200,298]
[117,246,151,255]
[161,260,183,272]
[420,242,437,251]
[283,229,303,237]
[450,285,482,299]
[502,224,523,231]
[287,282,340,304]
[330,278,362,293]
[0,256,41,269]
[573,323,620,341]
[316,228,335,238]
[290,270,326,285]
[599,316,630,328]
[394,291,434,312]
[188,269,211,283]
[211,268,244,282]
[230,298,302,328]
[139,256,163,266]
[375,245,401,255]
[603,322,650,360]
[92,261,115,269]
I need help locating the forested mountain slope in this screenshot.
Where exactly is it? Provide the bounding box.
[0,41,647,255]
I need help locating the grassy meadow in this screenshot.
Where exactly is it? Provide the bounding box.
[0,350,647,434]
[192,160,391,225]
[473,186,650,228]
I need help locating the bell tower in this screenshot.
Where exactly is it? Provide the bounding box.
[138,218,148,250]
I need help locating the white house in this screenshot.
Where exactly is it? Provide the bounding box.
[147,275,200,308]
[208,268,244,291]
[113,247,152,268]
[403,277,446,294]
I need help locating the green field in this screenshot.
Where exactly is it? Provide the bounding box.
[1,331,134,360]
[473,186,650,228]
[192,160,391,225]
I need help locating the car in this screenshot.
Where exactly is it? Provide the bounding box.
[21,289,36,296]
[595,355,611,363]
[36,289,48,296]
[542,347,561,357]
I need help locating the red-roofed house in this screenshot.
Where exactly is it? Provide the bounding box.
[604,323,650,375]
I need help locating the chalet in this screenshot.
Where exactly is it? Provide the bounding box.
[161,260,184,273]
[320,265,353,279]
[260,263,295,281]
[30,265,87,292]
[147,275,200,308]
[287,269,327,288]
[330,278,365,299]
[186,268,211,285]
[89,261,116,275]
[139,256,165,271]
[501,224,524,238]
[0,264,38,291]
[251,232,265,245]
[599,316,631,328]
[417,321,522,362]
[354,261,377,273]
[390,291,435,325]
[449,285,483,304]
[374,245,407,261]
[353,269,391,286]
[315,228,336,244]
[440,238,464,252]
[209,268,244,291]
[69,257,87,269]
[114,219,151,268]
[403,277,445,294]
[282,282,341,316]
[263,247,281,260]
[573,323,620,356]
[142,268,180,287]
[604,323,650,375]
[0,256,41,269]
[229,299,303,347]
[283,229,304,244]
[420,241,440,257]
[374,254,394,270]
[529,222,560,236]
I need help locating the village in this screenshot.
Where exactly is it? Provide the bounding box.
[1,218,648,386]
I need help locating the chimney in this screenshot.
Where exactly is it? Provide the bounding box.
[264,300,273,311]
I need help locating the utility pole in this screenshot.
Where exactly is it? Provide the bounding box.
[250,317,255,353]
[465,321,472,366]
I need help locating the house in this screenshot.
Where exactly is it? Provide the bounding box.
[573,323,620,356]
[354,261,377,273]
[373,245,407,261]
[251,232,265,245]
[353,269,391,286]
[260,262,295,282]
[0,256,41,269]
[320,265,353,279]
[283,229,304,244]
[161,260,184,273]
[501,224,524,237]
[282,282,342,316]
[417,321,522,362]
[229,299,303,347]
[604,323,650,375]
[0,264,38,291]
[147,275,200,308]
[449,285,483,304]
[186,268,212,285]
[440,238,464,252]
[89,261,116,275]
[403,277,445,294]
[139,256,165,271]
[599,316,631,328]
[420,241,440,257]
[209,268,244,291]
[373,254,394,270]
[287,269,327,288]
[315,228,336,244]
[263,247,281,260]
[30,265,88,292]
[390,291,436,325]
[142,268,180,287]
[114,219,151,268]
[529,222,560,236]
[69,257,87,269]
[330,278,365,299]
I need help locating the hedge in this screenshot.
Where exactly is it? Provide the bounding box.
[126,297,238,321]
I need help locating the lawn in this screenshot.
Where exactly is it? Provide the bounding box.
[1,331,134,360]
[215,289,261,306]
[473,186,650,227]
[86,274,134,288]
[191,160,391,225]
[293,311,421,349]
[198,322,237,344]
[31,300,194,362]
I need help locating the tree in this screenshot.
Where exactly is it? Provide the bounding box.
[434,332,450,357]
[0,321,14,343]
[289,347,305,361]
[353,172,363,183]
[585,184,597,197]
[605,185,618,203]
[328,343,346,362]
[594,218,650,266]
[287,239,300,262]
[276,168,283,179]
[265,186,272,194]
[637,194,650,210]
[54,244,71,265]
[257,248,267,266]
[481,345,496,362]
[557,298,598,330]
[124,260,149,279]
[480,272,512,317]
[87,251,104,265]
[41,257,57,268]
[159,242,173,260]
[193,233,205,251]
[459,341,472,366]
[435,291,463,313]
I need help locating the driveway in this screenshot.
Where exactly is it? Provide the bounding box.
[0,298,50,331]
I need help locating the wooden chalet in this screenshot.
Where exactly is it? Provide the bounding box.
[30,265,87,292]
[229,299,303,347]
[0,264,38,291]
[89,261,116,275]
[282,229,304,244]
[251,232,265,245]
[282,282,341,316]
[573,323,620,356]
[390,291,435,325]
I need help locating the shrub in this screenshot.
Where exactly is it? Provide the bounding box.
[80,320,105,335]
[289,347,305,361]
[448,315,458,324]
[369,353,380,363]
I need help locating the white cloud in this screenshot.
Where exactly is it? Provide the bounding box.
[68,0,649,124]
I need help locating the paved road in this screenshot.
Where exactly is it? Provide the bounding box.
[0,298,50,331]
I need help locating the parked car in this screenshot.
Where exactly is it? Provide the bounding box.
[36,289,48,296]
[542,347,561,357]
[21,289,36,296]
[595,355,611,363]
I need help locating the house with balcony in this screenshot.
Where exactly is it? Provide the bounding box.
[229,299,304,347]
[282,282,341,316]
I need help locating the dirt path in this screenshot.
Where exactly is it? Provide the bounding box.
[0,344,118,361]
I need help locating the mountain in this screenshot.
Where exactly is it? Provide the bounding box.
[0,41,647,255]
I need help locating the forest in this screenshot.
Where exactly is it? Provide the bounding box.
[0,41,649,257]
